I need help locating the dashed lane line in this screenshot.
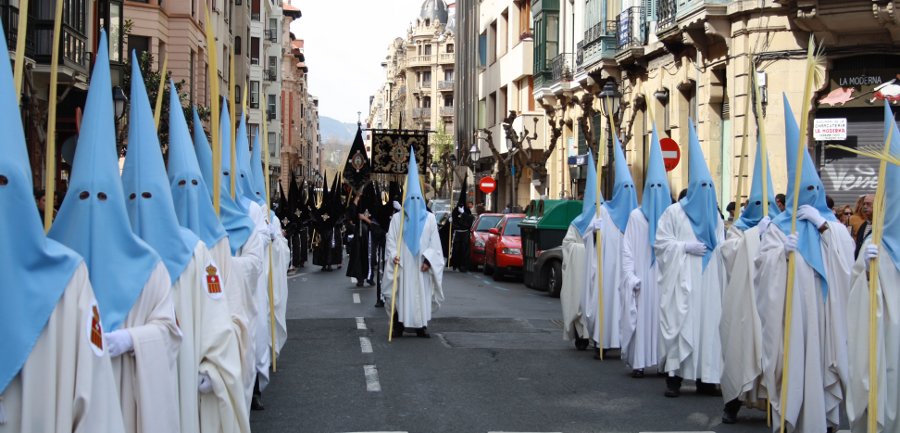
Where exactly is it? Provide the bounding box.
[356,317,367,330]
[353,293,361,304]
[363,365,381,392]
[359,336,373,354]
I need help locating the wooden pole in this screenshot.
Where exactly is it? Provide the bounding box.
[779,35,817,433]
[388,177,410,342]
[229,51,236,199]
[13,0,29,103]
[263,112,277,372]
[734,53,753,217]
[595,99,607,360]
[204,5,221,215]
[153,55,168,129]
[43,0,65,233]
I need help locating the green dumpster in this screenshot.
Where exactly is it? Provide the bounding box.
[521,199,582,288]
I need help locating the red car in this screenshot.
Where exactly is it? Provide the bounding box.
[469,213,503,270]
[483,214,525,281]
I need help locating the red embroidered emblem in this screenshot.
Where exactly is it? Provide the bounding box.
[206,265,222,294]
[90,305,103,350]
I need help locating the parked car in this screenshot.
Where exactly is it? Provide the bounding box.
[532,245,563,297]
[468,213,503,270]
[483,213,525,280]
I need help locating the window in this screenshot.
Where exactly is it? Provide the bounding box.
[189,49,195,105]
[234,36,242,55]
[546,15,559,67]
[268,132,277,155]
[127,35,150,62]
[421,71,431,86]
[444,69,453,81]
[488,20,497,63]
[235,0,241,5]
[251,0,260,20]
[443,95,453,107]
[446,43,454,53]
[499,86,508,122]
[424,44,432,56]
[488,92,496,126]
[478,31,487,66]
[106,0,124,63]
[517,0,532,38]
[250,37,260,65]
[267,94,276,117]
[250,81,259,108]
[422,96,431,108]
[235,85,242,105]
[499,9,508,57]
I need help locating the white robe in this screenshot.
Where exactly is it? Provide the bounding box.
[247,201,274,390]
[112,262,182,433]
[174,243,249,433]
[653,204,725,383]
[719,226,766,406]
[208,238,257,410]
[582,207,623,349]
[620,208,661,370]
[269,214,290,357]
[0,264,126,433]
[560,225,587,341]
[755,222,853,432]
[845,240,900,433]
[383,212,445,329]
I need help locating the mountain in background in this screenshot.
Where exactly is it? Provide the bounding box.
[319,116,357,144]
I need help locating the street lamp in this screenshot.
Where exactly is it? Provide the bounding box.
[599,80,622,198]
[430,161,439,198]
[112,86,128,120]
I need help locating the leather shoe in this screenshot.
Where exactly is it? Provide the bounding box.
[251,395,264,411]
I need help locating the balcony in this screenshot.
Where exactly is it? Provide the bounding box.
[266,29,278,43]
[615,6,645,64]
[264,68,277,82]
[420,80,432,91]
[438,80,454,91]
[578,20,617,71]
[657,0,677,34]
[409,55,435,67]
[549,52,574,85]
[439,53,454,64]
[2,5,88,77]
[413,107,431,119]
[440,106,453,117]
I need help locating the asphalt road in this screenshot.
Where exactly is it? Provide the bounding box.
[249,254,773,433]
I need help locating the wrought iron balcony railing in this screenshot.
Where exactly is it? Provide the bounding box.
[438,80,454,90]
[266,29,278,42]
[657,0,677,32]
[550,52,573,84]
[264,68,277,82]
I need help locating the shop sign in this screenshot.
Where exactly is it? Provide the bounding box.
[818,55,900,108]
[813,118,847,141]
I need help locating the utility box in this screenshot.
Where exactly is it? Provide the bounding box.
[520,199,582,288]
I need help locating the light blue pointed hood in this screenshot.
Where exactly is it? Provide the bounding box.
[167,92,227,248]
[220,103,250,213]
[0,22,82,394]
[879,100,900,272]
[250,130,268,206]
[49,31,161,331]
[571,150,599,236]
[642,124,673,263]
[403,147,427,256]
[235,114,257,208]
[603,134,638,233]
[122,54,199,284]
[734,137,780,231]
[772,95,837,298]
[192,106,254,254]
[679,120,720,269]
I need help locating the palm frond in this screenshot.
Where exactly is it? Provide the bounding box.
[826,144,900,166]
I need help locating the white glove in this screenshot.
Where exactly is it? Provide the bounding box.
[198,372,213,394]
[105,329,134,357]
[865,244,879,262]
[684,242,708,256]
[591,217,603,231]
[784,233,799,253]
[797,205,826,229]
[392,201,401,211]
[758,216,771,238]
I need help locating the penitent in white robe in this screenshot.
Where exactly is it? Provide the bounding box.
[247,201,274,391]
[209,238,258,411]
[560,225,587,341]
[845,240,900,433]
[0,264,126,433]
[719,226,766,407]
[582,207,623,349]
[175,242,249,433]
[269,214,290,357]
[755,222,853,432]
[383,212,445,329]
[112,262,182,433]
[620,208,661,371]
[654,204,725,383]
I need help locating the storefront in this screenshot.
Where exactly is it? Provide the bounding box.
[814,54,900,207]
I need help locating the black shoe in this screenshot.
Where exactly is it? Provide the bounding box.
[415,328,430,338]
[665,376,682,398]
[374,299,385,308]
[696,380,723,396]
[366,279,375,286]
[631,369,645,378]
[356,280,364,287]
[251,395,265,411]
[722,398,741,424]
[391,328,403,338]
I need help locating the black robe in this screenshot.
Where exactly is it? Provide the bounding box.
[449,212,474,271]
[345,203,374,283]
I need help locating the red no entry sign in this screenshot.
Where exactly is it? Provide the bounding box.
[479,176,496,194]
[660,137,681,172]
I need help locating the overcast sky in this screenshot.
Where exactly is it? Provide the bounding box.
[288,0,433,124]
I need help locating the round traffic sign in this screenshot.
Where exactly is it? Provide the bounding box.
[479,176,496,194]
[659,137,681,172]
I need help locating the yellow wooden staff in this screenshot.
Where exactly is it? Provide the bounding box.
[779,35,817,433]
[733,53,753,217]
[13,0,28,103]
[262,107,278,372]
[43,0,64,233]
[153,54,168,129]
[595,99,609,360]
[204,4,221,215]
[388,176,410,342]
[229,51,236,199]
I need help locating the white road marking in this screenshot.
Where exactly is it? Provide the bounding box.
[488,431,562,433]
[353,293,361,304]
[359,336,373,353]
[287,272,308,280]
[363,365,381,392]
[640,431,715,433]
[355,317,366,330]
